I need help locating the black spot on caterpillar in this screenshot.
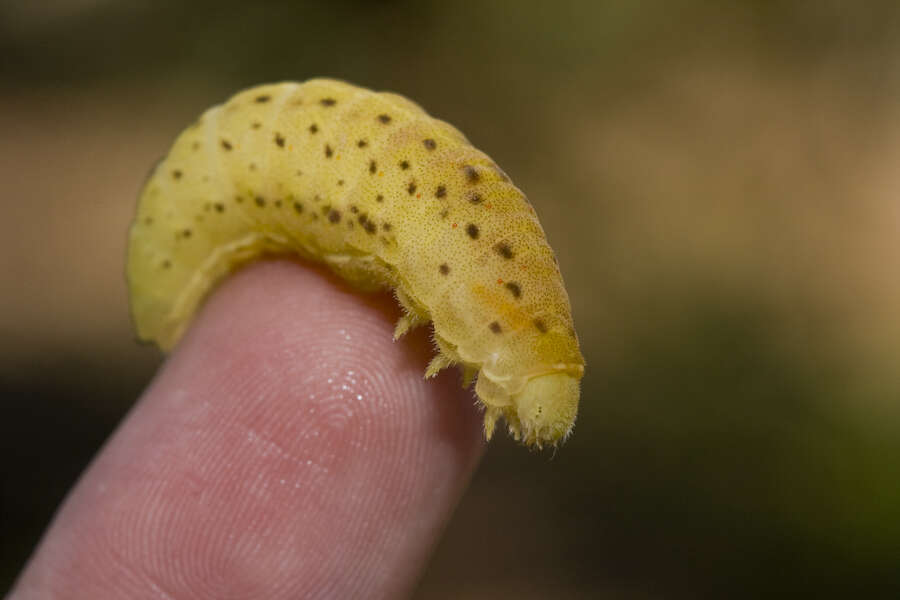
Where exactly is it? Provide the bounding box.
[127,79,584,448]
[494,241,514,259]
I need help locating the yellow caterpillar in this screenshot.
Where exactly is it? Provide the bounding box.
[127,79,584,448]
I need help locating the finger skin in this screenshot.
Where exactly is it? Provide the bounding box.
[10,260,485,599]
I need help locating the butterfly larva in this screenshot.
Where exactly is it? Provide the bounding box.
[127,79,585,448]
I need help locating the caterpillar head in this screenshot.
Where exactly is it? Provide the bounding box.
[482,372,579,449]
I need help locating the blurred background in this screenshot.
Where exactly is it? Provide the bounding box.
[2,0,900,597]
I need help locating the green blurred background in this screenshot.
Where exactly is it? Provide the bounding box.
[3,0,900,597]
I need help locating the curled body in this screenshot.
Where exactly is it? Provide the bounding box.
[127,79,585,448]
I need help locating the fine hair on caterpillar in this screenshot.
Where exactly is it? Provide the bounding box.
[127,78,585,448]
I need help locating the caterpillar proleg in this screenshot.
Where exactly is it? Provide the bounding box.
[127,79,585,448]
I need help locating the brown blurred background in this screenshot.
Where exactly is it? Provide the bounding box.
[3,1,900,597]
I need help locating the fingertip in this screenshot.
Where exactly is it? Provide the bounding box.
[12,260,484,599]
[173,259,485,458]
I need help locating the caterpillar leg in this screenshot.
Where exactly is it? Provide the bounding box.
[461,366,478,388]
[393,287,429,340]
[429,333,473,387]
[483,406,503,441]
[393,314,421,339]
[424,333,463,378]
[425,353,454,378]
